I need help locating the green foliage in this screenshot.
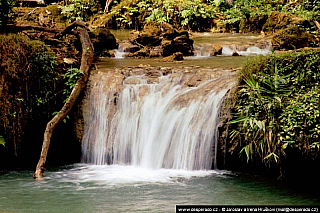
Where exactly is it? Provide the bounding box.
[0,0,15,30]
[99,0,320,32]
[222,0,276,24]
[0,135,5,147]
[109,0,216,30]
[59,0,98,22]
[62,68,83,102]
[279,87,320,155]
[0,34,58,156]
[230,50,320,175]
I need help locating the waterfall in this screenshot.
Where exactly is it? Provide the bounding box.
[81,68,236,170]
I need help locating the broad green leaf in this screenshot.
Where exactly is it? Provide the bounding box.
[0,135,5,147]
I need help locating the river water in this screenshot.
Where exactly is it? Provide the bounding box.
[1,164,319,213]
[1,33,319,212]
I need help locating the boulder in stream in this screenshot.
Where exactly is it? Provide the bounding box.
[232,51,240,56]
[211,44,223,56]
[89,28,117,56]
[272,26,317,50]
[126,22,194,58]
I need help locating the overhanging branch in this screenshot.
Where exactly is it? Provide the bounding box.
[14,20,96,179]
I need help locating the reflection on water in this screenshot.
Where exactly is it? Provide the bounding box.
[0,164,319,213]
[96,56,248,69]
[191,32,263,44]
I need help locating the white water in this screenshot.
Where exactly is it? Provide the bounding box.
[222,45,271,56]
[48,164,224,187]
[81,70,235,181]
[114,43,128,59]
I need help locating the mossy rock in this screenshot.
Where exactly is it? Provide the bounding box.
[161,39,174,56]
[126,47,150,58]
[172,35,194,56]
[239,14,268,33]
[162,52,184,62]
[12,6,67,26]
[262,11,293,33]
[89,28,117,55]
[272,26,317,50]
[129,23,162,46]
[137,33,161,46]
[127,22,194,57]
[89,13,115,28]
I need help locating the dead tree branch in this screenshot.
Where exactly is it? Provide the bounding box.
[15,20,96,179]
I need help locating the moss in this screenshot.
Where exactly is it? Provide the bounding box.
[46,5,67,24]
[272,26,317,50]
[89,28,117,56]
[89,13,115,28]
[12,6,67,26]
[262,11,293,33]
[239,14,268,33]
[126,47,150,58]
[0,34,60,160]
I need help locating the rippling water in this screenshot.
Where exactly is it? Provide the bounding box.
[1,164,319,212]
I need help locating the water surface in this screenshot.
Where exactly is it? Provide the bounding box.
[1,164,319,213]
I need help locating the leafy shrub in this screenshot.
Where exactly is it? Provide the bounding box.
[59,0,99,23]
[62,68,83,102]
[230,50,320,177]
[0,34,59,157]
[109,0,216,30]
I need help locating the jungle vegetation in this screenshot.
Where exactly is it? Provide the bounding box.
[229,50,320,178]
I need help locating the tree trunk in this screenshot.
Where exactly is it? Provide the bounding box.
[25,20,95,179]
[314,20,320,33]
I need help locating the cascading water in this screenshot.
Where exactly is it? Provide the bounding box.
[81,68,237,171]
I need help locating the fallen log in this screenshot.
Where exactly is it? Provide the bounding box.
[13,20,95,179]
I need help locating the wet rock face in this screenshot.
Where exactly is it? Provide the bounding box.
[126,22,194,58]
